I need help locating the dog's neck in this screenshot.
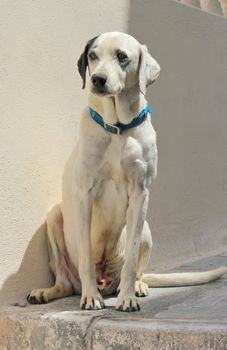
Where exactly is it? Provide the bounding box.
[88,86,147,125]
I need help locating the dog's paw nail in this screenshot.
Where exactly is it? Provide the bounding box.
[100,301,105,309]
[40,296,47,304]
[29,296,38,304]
[117,305,123,311]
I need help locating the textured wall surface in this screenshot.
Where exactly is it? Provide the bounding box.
[129,0,227,271]
[0,0,129,302]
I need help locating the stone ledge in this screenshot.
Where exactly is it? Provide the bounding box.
[1,305,227,350]
[0,253,226,350]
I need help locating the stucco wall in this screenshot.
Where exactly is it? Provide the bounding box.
[0,0,227,303]
[129,0,227,271]
[0,0,129,303]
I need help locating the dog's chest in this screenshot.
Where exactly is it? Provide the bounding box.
[95,134,145,194]
[92,136,130,222]
[91,134,150,251]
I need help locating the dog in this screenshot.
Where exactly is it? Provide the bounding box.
[27,32,227,312]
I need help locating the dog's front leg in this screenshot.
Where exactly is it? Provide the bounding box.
[116,182,149,312]
[75,191,105,310]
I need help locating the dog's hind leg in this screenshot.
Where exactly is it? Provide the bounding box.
[135,221,152,297]
[27,205,73,304]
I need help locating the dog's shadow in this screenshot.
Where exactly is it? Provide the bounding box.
[0,222,53,305]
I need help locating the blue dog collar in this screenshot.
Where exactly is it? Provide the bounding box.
[89,104,153,135]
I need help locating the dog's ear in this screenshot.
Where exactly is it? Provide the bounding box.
[139,45,161,95]
[77,36,99,89]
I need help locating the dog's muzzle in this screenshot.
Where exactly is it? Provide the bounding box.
[91,74,107,94]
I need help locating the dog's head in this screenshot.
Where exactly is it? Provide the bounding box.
[77,32,160,96]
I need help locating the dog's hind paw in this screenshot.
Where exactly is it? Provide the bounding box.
[135,280,149,297]
[27,289,49,304]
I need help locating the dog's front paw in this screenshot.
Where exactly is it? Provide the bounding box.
[115,291,140,312]
[80,292,105,310]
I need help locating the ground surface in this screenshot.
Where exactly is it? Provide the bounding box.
[0,252,226,350]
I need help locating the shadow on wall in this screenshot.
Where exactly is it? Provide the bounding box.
[128,0,227,271]
[0,223,52,304]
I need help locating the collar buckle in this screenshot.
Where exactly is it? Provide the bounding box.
[104,122,121,135]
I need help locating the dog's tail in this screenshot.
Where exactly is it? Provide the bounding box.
[141,266,227,287]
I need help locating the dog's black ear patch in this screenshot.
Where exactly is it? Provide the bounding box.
[77,36,99,89]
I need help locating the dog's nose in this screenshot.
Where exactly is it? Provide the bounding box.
[91,74,107,89]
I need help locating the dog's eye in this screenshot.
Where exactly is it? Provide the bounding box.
[116,51,128,62]
[89,51,98,60]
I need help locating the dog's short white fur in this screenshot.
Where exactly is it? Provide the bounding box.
[27,32,227,312]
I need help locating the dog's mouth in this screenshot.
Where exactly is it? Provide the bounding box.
[91,86,110,96]
[91,85,123,97]
[91,86,120,97]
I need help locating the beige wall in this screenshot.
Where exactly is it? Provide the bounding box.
[129,0,227,271]
[0,0,129,303]
[1,0,227,303]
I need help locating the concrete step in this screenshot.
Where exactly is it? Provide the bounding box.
[0,253,226,350]
[179,0,227,16]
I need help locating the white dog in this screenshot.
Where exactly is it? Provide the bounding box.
[27,32,226,312]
